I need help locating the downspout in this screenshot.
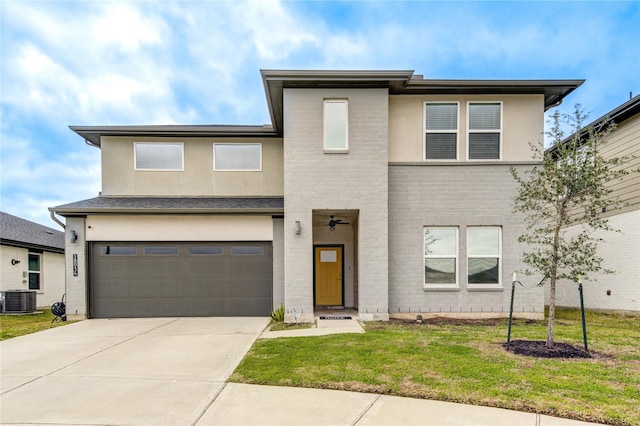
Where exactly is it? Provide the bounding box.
[49,210,66,230]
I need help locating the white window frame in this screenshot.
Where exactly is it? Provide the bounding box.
[467,226,502,287]
[28,252,41,291]
[466,101,503,161]
[213,143,262,171]
[424,101,460,161]
[423,227,459,288]
[323,99,349,152]
[134,142,184,171]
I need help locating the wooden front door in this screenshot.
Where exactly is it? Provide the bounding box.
[314,246,343,306]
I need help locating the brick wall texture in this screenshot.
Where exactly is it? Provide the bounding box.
[548,209,639,311]
[389,164,544,316]
[283,88,390,321]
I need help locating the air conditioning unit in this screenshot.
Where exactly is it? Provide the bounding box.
[1,290,37,313]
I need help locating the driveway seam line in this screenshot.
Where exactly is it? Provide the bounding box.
[190,381,228,426]
[351,393,382,425]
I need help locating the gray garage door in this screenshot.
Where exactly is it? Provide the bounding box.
[89,242,272,318]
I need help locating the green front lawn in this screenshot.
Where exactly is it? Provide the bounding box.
[230,309,640,426]
[0,309,69,340]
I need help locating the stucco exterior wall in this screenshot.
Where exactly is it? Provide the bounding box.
[388,94,545,163]
[388,164,544,318]
[85,215,274,241]
[0,245,65,309]
[548,209,640,312]
[100,137,284,197]
[283,88,390,322]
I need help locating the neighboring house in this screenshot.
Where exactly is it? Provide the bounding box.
[51,69,582,321]
[547,95,640,312]
[1,212,66,308]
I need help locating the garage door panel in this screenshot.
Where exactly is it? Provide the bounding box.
[90,242,272,318]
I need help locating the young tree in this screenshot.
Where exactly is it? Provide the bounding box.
[510,105,630,348]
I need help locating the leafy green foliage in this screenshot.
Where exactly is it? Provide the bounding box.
[509,105,632,346]
[270,304,285,322]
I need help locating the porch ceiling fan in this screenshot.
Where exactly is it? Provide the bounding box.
[327,215,349,231]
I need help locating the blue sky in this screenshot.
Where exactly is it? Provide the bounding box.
[1,0,639,227]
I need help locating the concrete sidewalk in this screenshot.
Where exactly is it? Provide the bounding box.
[199,383,602,426]
[0,317,604,426]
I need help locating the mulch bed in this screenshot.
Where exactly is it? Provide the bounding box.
[504,339,591,358]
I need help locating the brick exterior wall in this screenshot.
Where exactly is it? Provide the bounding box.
[272,217,285,310]
[548,209,640,312]
[283,88,390,322]
[64,216,87,319]
[388,163,544,318]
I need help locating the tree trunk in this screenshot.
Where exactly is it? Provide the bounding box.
[547,219,563,349]
[547,274,556,348]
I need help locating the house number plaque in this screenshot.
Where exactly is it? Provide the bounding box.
[73,254,78,277]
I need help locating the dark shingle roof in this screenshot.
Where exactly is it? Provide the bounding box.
[51,197,284,215]
[0,212,65,252]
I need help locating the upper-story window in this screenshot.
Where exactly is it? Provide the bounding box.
[468,102,502,160]
[213,143,262,171]
[134,142,184,171]
[424,102,459,160]
[323,99,348,152]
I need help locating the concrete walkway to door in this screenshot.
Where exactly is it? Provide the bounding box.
[0,317,604,426]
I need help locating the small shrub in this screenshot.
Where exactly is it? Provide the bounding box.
[270,304,285,322]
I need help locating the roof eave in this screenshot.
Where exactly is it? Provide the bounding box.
[261,69,415,135]
[69,125,279,148]
[50,207,284,216]
[402,79,585,110]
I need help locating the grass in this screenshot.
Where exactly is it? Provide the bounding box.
[268,320,314,331]
[0,309,70,340]
[230,308,640,426]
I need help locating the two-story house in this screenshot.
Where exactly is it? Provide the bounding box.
[51,70,582,321]
[548,94,640,312]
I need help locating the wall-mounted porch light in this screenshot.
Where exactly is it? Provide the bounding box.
[69,230,78,243]
[295,221,301,235]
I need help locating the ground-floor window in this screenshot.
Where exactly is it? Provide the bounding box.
[424,227,458,286]
[28,252,41,290]
[467,227,501,286]
[424,226,502,288]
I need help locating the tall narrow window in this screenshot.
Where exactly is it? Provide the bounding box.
[134,142,184,170]
[468,102,501,160]
[28,253,41,290]
[424,227,458,286]
[324,100,348,151]
[467,227,501,285]
[425,102,458,160]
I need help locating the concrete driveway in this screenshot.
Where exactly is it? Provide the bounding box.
[0,317,269,425]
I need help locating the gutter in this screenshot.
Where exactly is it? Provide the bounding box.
[49,210,66,230]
